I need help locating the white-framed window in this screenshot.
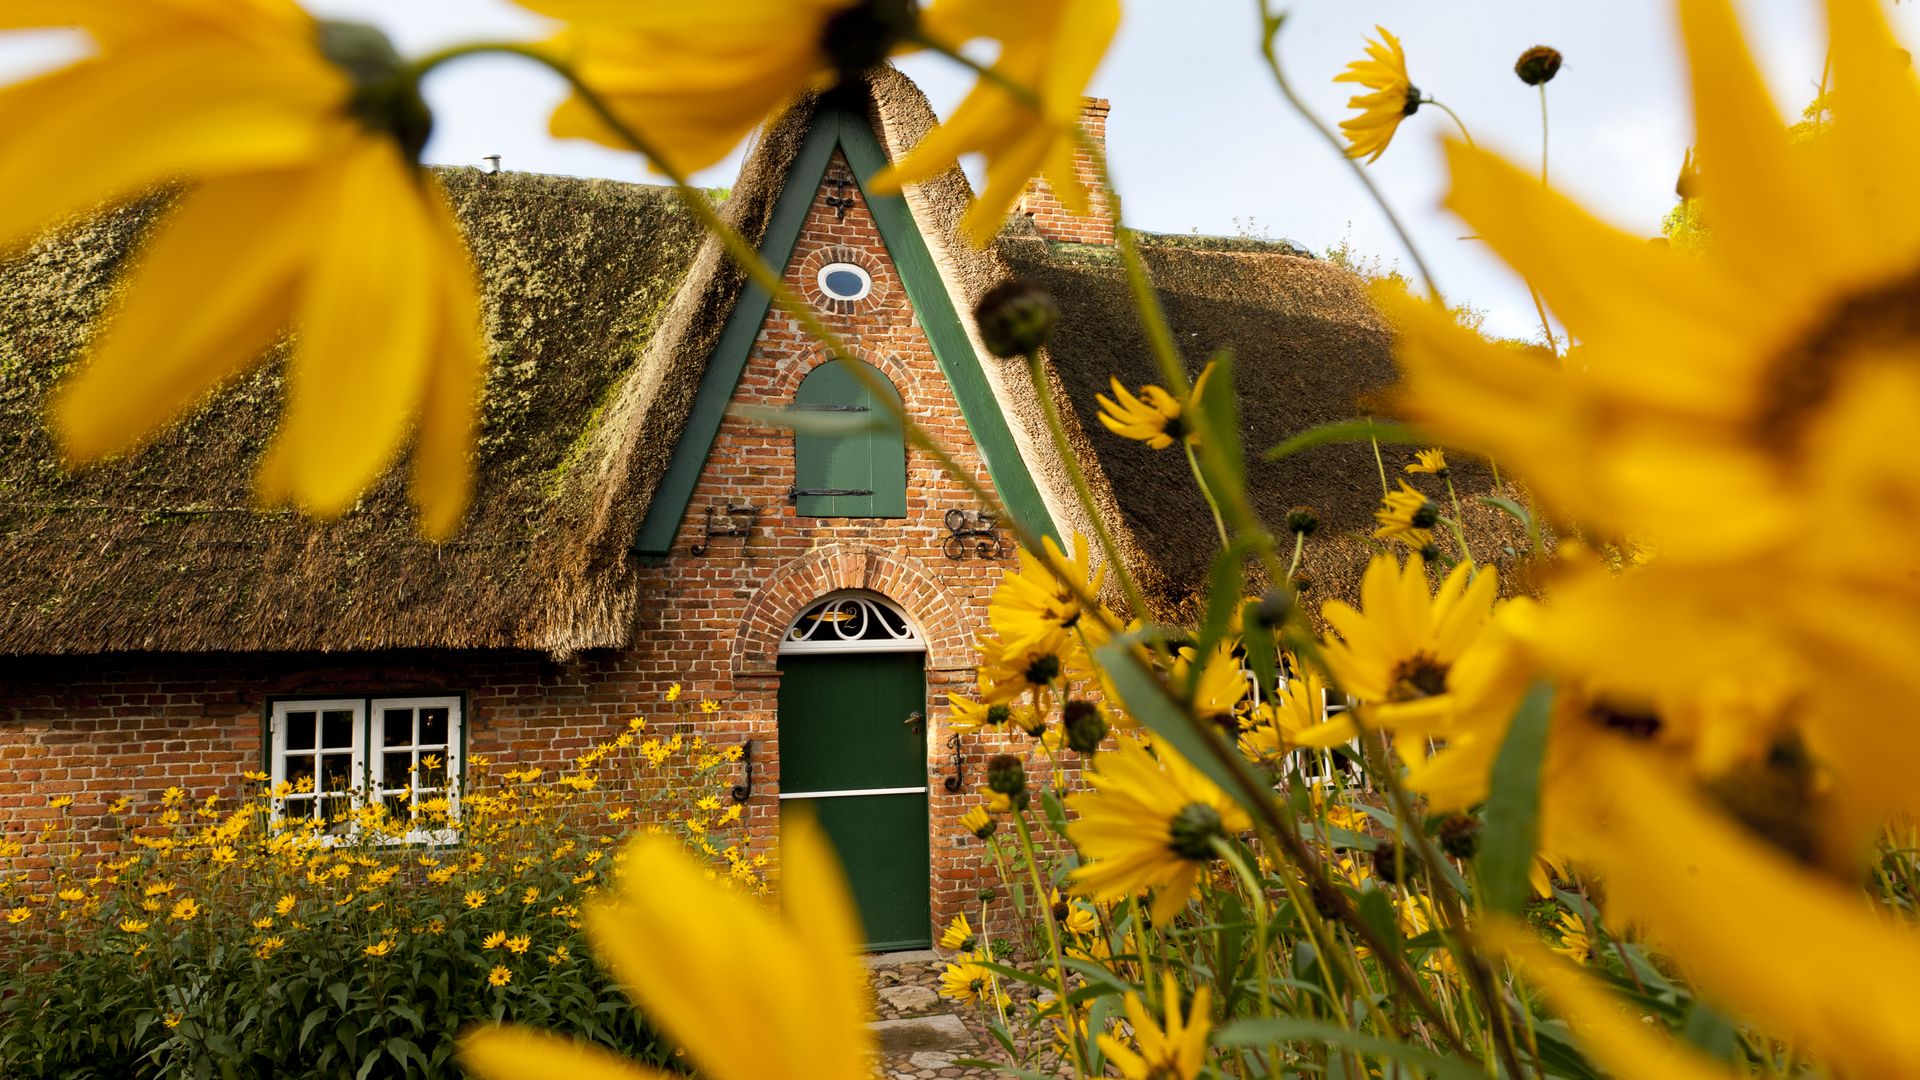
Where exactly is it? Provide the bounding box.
[816,261,873,302]
[268,695,463,845]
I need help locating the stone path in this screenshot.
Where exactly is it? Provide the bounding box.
[866,950,1021,1080]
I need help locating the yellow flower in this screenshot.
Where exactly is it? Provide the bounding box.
[464,890,488,910]
[253,917,275,930]
[162,787,185,806]
[939,913,976,952]
[364,939,397,958]
[46,795,73,810]
[1237,658,1329,762]
[5,907,28,924]
[275,893,297,917]
[162,1012,183,1030]
[874,0,1123,245]
[1404,448,1449,476]
[118,918,149,934]
[1096,379,1187,449]
[958,805,995,841]
[505,935,531,955]
[1550,910,1597,965]
[989,532,1106,657]
[665,684,681,703]
[1335,26,1421,164]
[1371,480,1439,550]
[56,887,85,903]
[487,965,513,988]
[169,898,201,922]
[1097,974,1211,1080]
[1066,737,1251,923]
[459,816,872,1080]
[5,4,485,537]
[255,936,286,959]
[482,930,508,950]
[1295,554,1499,748]
[937,952,1004,1007]
[548,945,570,966]
[700,700,720,714]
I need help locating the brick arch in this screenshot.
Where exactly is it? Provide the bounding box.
[732,544,974,674]
[768,344,923,407]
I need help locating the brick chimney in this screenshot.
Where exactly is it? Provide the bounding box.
[1016,98,1114,245]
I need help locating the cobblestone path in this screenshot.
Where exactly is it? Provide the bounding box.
[865,950,1013,1080]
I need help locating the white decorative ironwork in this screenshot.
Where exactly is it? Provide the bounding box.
[780,592,923,653]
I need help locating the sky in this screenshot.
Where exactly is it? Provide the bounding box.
[6,2,1917,339]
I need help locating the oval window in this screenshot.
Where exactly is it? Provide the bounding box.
[817,262,873,302]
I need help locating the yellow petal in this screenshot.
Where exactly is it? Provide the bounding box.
[457,1025,663,1080]
[586,826,875,1080]
[1484,921,1735,1080]
[0,40,338,254]
[776,813,874,1072]
[1556,740,1920,1076]
[1820,0,1920,269]
[409,184,486,540]
[51,168,312,462]
[270,134,437,517]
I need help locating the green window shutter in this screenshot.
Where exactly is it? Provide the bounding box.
[793,359,906,518]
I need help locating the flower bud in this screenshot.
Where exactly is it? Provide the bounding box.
[986,753,1026,796]
[1370,843,1403,884]
[1411,501,1440,529]
[319,21,434,162]
[986,704,1012,727]
[1418,543,1440,563]
[1436,814,1480,859]
[1063,700,1107,754]
[1514,45,1563,86]
[1252,589,1293,629]
[1286,507,1320,536]
[974,279,1059,358]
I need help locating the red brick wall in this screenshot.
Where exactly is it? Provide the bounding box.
[0,150,1069,939]
[1015,97,1115,245]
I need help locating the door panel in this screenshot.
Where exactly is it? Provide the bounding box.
[778,650,930,950]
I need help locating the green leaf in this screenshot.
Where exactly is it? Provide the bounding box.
[327,981,350,1013]
[1092,639,1259,818]
[1194,536,1258,682]
[1479,494,1531,529]
[1042,789,1071,839]
[730,404,884,437]
[1193,348,1245,490]
[1238,600,1277,700]
[1478,682,1556,915]
[1262,418,1426,462]
[1681,1001,1741,1062]
[1356,887,1400,951]
[1216,1018,1490,1080]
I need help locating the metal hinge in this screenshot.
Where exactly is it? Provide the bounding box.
[789,487,874,500]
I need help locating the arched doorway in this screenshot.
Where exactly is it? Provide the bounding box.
[778,591,930,951]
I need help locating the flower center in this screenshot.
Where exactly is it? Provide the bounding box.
[1758,265,1920,447]
[1401,84,1424,116]
[317,20,433,162]
[1024,652,1062,686]
[1168,802,1226,861]
[1588,702,1661,739]
[820,0,920,80]
[1386,653,1449,701]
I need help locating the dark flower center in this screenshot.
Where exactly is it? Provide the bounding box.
[1589,702,1661,739]
[1168,802,1226,861]
[1024,653,1062,686]
[1760,263,1920,449]
[820,0,920,81]
[317,21,433,162]
[1387,653,1449,701]
[1402,84,1424,116]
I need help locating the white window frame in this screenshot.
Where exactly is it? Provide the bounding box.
[780,591,925,654]
[816,261,873,302]
[267,695,464,846]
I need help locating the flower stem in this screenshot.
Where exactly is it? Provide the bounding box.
[1013,809,1088,1080]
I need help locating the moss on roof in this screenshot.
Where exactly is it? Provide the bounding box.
[0,168,710,655]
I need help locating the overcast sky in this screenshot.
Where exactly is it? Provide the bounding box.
[6,2,1914,339]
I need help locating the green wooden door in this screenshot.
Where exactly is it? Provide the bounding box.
[777,651,930,950]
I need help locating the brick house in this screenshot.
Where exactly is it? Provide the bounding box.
[0,69,1413,949]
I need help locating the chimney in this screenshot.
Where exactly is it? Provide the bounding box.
[1016,98,1114,245]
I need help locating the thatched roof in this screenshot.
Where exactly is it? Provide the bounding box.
[0,70,1513,657]
[0,105,821,656]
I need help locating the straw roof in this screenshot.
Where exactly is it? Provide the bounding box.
[0,71,1513,657]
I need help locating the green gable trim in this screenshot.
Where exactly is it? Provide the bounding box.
[632,106,1058,556]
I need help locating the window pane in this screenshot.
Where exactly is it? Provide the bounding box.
[319,753,354,794]
[382,792,410,822]
[383,709,415,747]
[321,710,355,749]
[284,711,316,751]
[383,752,413,790]
[321,794,350,829]
[419,707,448,747]
[284,754,315,791]
[283,793,314,819]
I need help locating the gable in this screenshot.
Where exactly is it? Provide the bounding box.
[629,104,1058,557]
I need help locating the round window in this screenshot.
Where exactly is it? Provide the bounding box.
[817,262,873,302]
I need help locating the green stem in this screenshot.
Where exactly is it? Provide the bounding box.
[1023,350,1154,621]
[1285,531,1304,580]
[1013,810,1089,1080]
[1185,442,1232,549]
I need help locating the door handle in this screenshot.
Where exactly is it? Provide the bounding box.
[904,710,924,731]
